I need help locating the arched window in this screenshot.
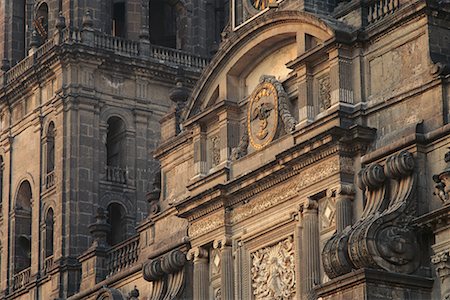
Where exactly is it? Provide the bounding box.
[14,181,32,273]
[46,122,55,173]
[149,0,177,48]
[106,117,126,168]
[112,1,126,38]
[106,203,126,246]
[45,208,54,258]
[35,2,49,42]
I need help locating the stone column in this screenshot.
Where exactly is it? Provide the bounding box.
[301,198,320,299]
[187,247,209,300]
[432,250,450,299]
[335,184,354,233]
[213,237,234,300]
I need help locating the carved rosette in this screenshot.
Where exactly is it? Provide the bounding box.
[322,151,420,278]
[251,236,296,300]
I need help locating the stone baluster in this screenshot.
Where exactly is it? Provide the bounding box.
[187,247,209,300]
[213,237,234,300]
[301,198,320,299]
[335,184,355,233]
[81,10,94,47]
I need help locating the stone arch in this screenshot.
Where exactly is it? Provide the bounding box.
[185,10,345,117]
[96,287,125,300]
[100,107,135,133]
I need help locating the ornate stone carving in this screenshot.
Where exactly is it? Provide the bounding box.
[433,148,450,205]
[188,213,224,238]
[251,236,296,300]
[96,287,125,300]
[210,135,221,167]
[432,250,450,299]
[323,151,420,279]
[231,75,297,159]
[319,75,331,112]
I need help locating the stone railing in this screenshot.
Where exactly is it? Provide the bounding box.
[367,0,400,24]
[105,165,128,184]
[150,45,209,69]
[42,255,54,276]
[1,26,209,89]
[12,267,31,291]
[106,235,140,277]
[45,171,55,189]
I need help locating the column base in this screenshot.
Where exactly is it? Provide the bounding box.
[316,269,433,300]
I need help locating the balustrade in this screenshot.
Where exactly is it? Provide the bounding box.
[106,236,139,277]
[12,267,31,291]
[42,255,54,276]
[105,165,128,184]
[367,0,400,24]
[46,171,55,189]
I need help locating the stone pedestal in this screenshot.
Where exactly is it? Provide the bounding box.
[316,269,433,300]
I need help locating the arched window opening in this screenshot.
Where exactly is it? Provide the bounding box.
[12,0,26,63]
[34,2,49,43]
[106,203,126,246]
[112,1,126,38]
[45,208,54,258]
[149,0,177,48]
[106,117,126,168]
[14,181,32,273]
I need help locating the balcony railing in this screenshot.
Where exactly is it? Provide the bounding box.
[0,27,209,89]
[106,235,140,277]
[105,165,128,184]
[367,0,400,24]
[45,171,55,189]
[42,255,54,276]
[12,267,31,291]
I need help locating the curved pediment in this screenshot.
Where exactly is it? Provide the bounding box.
[183,10,353,121]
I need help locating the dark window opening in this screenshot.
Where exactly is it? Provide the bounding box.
[149,0,177,48]
[46,122,55,174]
[12,0,26,63]
[106,117,126,168]
[106,203,126,246]
[45,208,54,257]
[113,2,126,38]
[14,181,32,273]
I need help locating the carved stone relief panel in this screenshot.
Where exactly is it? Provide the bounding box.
[318,75,331,112]
[319,193,336,232]
[209,135,221,168]
[251,236,296,300]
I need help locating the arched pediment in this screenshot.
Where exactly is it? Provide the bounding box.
[184,10,353,120]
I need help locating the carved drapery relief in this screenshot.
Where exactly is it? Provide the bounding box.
[251,236,296,300]
[318,75,331,112]
[232,75,297,160]
[322,151,420,278]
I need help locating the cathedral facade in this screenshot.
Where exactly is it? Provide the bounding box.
[0,0,449,299]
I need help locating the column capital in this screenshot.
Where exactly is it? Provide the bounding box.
[187,246,208,262]
[213,236,232,250]
[432,250,450,283]
[337,183,355,197]
[303,198,318,212]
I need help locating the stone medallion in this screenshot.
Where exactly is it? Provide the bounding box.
[247,81,279,150]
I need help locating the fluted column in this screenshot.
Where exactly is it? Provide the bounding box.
[335,184,354,233]
[213,237,234,300]
[187,247,209,300]
[301,198,320,299]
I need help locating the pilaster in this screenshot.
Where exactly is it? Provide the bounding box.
[297,64,314,127]
[335,184,354,233]
[328,45,354,106]
[187,246,209,300]
[213,237,234,300]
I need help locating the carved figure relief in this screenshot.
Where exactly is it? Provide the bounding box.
[322,151,420,279]
[433,148,450,205]
[318,75,331,112]
[251,236,295,300]
[210,135,221,167]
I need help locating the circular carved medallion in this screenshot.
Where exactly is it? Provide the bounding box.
[247,81,278,150]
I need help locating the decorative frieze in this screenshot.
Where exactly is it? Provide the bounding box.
[188,213,224,238]
[251,236,296,300]
[318,75,331,112]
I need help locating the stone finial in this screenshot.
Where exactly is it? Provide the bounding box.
[55,11,66,31]
[433,148,450,205]
[169,67,189,104]
[128,286,140,300]
[82,10,93,28]
[88,207,111,248]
